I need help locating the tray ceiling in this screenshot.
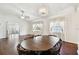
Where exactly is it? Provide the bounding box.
[0,3,78,21]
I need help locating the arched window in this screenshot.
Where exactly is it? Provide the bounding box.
[32,22,43,35]
[50,21,64,33]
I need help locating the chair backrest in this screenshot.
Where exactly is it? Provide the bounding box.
[49,35,60,46]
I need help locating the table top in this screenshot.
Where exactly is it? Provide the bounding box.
[20,35,60,51]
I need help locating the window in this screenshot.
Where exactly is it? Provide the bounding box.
[32,22,43,35]
[49,21,64,39]
[50,21,64,33]
[7,23,20,34]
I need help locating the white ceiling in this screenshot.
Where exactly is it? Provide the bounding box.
[0,3,79,21]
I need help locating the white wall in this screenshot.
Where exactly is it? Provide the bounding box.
[0,20,6,38]
[0,16,31,39]
[30,7,79,44]
[64,9,79,44]
[43,19,50,35]
[0,7,79,44]
[31,17,64,36]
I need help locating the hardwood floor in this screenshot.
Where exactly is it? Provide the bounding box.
[0,35,29,55]
[0,35,78,55]
[0,38,19,55]
[60,41,78,55]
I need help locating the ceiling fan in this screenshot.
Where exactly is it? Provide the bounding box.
[20,9,30,20]
[18,4,79,22]
[19,7,49,22]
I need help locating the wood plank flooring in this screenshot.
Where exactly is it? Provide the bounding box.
[0,35,29,55]
[0,35,78,55]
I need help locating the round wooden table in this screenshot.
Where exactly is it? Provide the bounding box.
[18,35,61,55]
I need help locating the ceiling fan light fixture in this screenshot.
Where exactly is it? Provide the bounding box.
[20,10,30,20]
[20,10,25,19]
[20,15,25,19]
[38,7,48,16]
